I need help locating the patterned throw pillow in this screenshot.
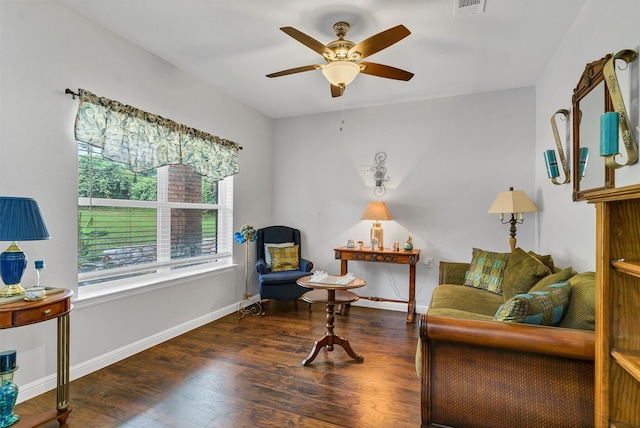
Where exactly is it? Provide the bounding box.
[269,245,300,272]
[264,242,294,268]
[463,248,511,294]
[493,281,572,326]
[502,248,551,301]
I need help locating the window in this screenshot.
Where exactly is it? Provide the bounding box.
[78,143,233,286]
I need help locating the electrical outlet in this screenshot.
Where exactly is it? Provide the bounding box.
[424,258,434,269]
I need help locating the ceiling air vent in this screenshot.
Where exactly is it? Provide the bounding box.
[454,0,487,17]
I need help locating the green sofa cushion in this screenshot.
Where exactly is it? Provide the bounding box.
[463,248,511,294]
[493,282,572,326]
[502,248,551,301]
[559,271,596,330]
[529,267,574,292]
[528,251,555,272]
[428,307,496,321]
[429,284,504,317]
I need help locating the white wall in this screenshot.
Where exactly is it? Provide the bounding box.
[3,0,639,405]
[0,0,273,400]
[535,0,640,272]
[272,87,537,309]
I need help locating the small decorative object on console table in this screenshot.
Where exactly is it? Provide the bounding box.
[235,224,261,319]
[34,260,45,287]
[403,236,413,251]
[334,246,420,323]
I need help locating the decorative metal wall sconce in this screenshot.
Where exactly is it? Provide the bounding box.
[602,49,638,169]
[373,152,389,197]
[544,109,571,184]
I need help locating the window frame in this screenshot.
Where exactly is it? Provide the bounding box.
[77,162,234,289]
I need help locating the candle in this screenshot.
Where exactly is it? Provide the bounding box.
[600,112,619,156]
[544,150,559,178]
[579,147,590,177]
[0,350,17,373]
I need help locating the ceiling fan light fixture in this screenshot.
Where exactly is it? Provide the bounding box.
[322,61,360,87]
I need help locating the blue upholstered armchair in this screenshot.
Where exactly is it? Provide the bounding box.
[255,226,313,311]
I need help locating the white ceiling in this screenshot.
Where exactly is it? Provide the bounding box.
[58,0,586,119]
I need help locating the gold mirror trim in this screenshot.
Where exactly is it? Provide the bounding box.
[603,49,638,169]
[550,109,570,185]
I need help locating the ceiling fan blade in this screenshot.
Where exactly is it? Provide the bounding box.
[348,25,411,60]
[331,84,345,98]
[280,27,335,59]
[359,62,414,81]
[266,64,320,78]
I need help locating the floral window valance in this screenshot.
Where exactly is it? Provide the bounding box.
[73,88,240,182]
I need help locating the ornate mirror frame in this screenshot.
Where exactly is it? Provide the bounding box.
[572,54,614,201]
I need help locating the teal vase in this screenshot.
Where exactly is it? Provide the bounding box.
[0,349,19,428]
[0,376,19,428]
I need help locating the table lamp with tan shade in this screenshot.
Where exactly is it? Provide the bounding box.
[487,187,539,252]
[361,201,392,250]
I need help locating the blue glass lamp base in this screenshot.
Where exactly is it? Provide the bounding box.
[0,243,27,297]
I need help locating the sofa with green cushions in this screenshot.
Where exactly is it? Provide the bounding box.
[417,248,596,428]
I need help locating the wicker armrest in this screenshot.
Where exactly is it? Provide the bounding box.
[421,313,594,360]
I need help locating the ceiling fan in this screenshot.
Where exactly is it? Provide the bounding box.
[266,22,414,98]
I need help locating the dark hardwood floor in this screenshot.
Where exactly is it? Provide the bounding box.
[16,301,421,427]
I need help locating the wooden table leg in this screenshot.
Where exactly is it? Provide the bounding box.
[337,260,349,316]
[340,260,348,275]
[302,290,364,366]
[406,264,417,323]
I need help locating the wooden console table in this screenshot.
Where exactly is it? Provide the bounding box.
[0,288,73,427]
[334,246,420,323]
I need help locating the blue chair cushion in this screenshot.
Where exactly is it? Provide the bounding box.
[259,270,310,285]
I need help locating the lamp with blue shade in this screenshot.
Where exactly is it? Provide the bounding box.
[0,197,50,297]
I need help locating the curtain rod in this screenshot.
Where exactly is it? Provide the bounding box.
[64,88,243,150]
